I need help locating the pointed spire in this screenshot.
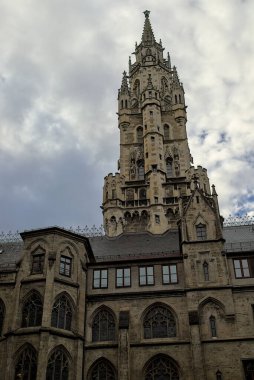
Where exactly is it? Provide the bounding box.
[172,66,181,88]
[120,71,129,94]
[142,10,155,45]
[167,52,171,70]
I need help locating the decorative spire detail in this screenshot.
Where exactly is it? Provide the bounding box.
[142,10,155,45]
[172,66,180,89]
[120,71,129,94]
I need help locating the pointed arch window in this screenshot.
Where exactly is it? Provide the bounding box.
[139,188,146,199]
[137,127,143,144]
[210,315,217,337]
[216,370,223,380]
[144,355,179,380]
[164,124,170,140]
[144,304,176,339]
[89,358,116,380]
[15,345,37,380]
[196,223,207,240]
[0,299,5,335]
[166,157,173,177]
[92,308,116,342]
[22,291,43,327]
[51,294,72,331]
[46,347,69,380]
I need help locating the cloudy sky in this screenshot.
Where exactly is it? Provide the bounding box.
[0,0,254,232]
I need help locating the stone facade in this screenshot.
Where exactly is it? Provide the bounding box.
[1,10,254,380]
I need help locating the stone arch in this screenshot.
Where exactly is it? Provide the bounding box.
[46,344,72,380]
[143,354,180,380]
[142,302,177,339]
[199,297,227,339]
[88,357,117,380]
[14,343,37,380]
[91,305,116,342]
[21,289,43,328]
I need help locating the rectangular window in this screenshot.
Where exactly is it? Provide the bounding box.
[31,255,44,274]
[112,189,116,199]
[162,265,178,284]
[139,266,154,286]
[233,258,253,278]
[93,269,108,288]
[59,255,72,277]
[116,268,131,287]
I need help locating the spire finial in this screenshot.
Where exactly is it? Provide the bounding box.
[144,10,150,18]
[142,10,155,44]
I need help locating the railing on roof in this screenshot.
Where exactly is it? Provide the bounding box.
[223,215,254,227]
[0,216,254,243]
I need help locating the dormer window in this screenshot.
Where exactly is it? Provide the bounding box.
[31,248,45,274]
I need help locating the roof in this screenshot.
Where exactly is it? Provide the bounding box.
[223,224,254,252]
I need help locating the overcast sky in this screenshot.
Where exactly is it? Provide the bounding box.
[0,0,254,232]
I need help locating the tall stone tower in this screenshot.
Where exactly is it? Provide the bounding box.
[103,11,216,237]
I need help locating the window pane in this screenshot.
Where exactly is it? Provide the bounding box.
[235,268,242,278]
[140,267,146,276]
[93,278,100,288]
[234,260,240,269]
[163,266,169,275]
[140,275,146,285]
[171,273,178,283]
[101,270,107,279]
[147,267,153,276]
[94,270,100,279]
[117,277,123,287]
[101,278,107,288]
[147,275,154,285]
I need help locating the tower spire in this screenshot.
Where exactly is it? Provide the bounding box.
[142,10,155,44]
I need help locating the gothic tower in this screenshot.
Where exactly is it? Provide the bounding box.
[102,11,219,237]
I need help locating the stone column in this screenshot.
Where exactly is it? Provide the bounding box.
[188,311,206,380]
[118,310,130,380]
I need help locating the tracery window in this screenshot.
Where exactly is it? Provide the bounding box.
[22,291,43,328]
[51,294,72,330]
[0,298,5,335]
[89,358,116,380]
[144,354,179,380]
[92,308,115,342]
[144,305,176,339]
[196,223,207,240]
[14,345,37,380]
[46,347,69,380]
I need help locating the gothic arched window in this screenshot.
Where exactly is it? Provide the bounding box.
[137,127,143,144]
[210,315,217,337]
[139,188,146,199]
[89,358,116,380]
[216,370,223,380]
[164,124,170,140]
[143,304,176,339]
[14,345,37,380]
[203,261,209,281]
[166,157,173,177]
[92,308,116,342]
[46,347,70,380]
[0,299,5,336]
[196,223,207,240]
[22,290,43,328]
[144,354,179,380]
[51,294,72,331]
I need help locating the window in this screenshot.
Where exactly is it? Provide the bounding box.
[116,268,131,287]
[60,256,72,277]
[137,160,144,180]
[203,261,209,281]
[46,347,69,380]
[196,223,207,240]
[233,258,254,278]
[51,294,72,330]
[93,269,108,288]
[89,358,116,380]
[243,360,254,380]
[92,308,115,342]
[31,254,44,274]
[144,305,176,339]
[139,266,154,286]
[164,124,170,140]
[0,299,5,335]
[210,315,217,337]
[166,158,173,177]
[144,355,179,380]
[15,345,37,380]
[216,370,223,380]
[22,291,43,327]
[162,265,178,284]
[155,214,160,224]
[137,127,143,143]
[112,189,116,199]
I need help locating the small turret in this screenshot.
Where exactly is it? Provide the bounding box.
[118,71,130,113]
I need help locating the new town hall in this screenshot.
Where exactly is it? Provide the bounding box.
[1,11,254,380]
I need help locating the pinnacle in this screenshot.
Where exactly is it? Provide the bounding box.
[142,10,155,45]
[120,71,129,94]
